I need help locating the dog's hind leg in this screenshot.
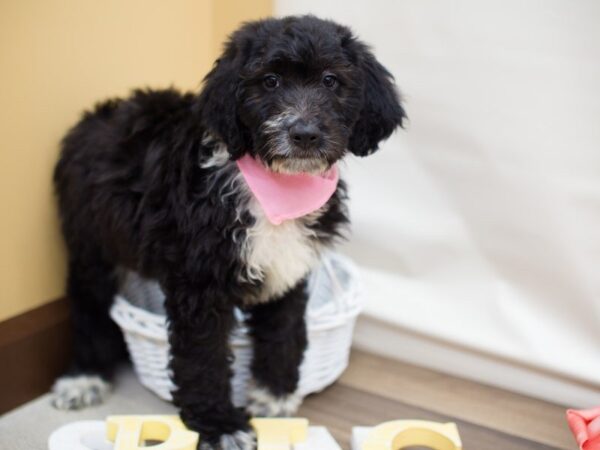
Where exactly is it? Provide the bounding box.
[51,249,127,410]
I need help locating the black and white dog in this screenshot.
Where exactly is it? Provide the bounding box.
[52,15,404,450]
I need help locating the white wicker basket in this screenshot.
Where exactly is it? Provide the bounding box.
[110,252,363,407]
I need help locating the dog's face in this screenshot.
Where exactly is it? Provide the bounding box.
[198,16,406,174]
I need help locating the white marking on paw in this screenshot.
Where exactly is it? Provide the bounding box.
[199,429,257,450]
[246,385,303,417]
[51,375,111,410]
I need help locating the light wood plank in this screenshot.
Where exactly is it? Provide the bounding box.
[337,350,573,449]
[300,383,561,450]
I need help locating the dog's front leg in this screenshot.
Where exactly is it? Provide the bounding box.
[246,278,309,417]
[165,280,256,450]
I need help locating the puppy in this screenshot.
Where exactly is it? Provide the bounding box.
[52,15,404,450]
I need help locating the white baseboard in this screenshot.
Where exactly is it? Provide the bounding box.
[352,315,600,408]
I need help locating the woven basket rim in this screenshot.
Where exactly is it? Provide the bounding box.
[110,252,363,340]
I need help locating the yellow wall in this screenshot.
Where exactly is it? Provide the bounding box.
[211,0,272,57]
[0,0,272,322]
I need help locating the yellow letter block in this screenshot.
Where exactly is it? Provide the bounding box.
[361,420,462,450]
[251,418,309,450]
[106,416,309,450]
[106,415,199,450]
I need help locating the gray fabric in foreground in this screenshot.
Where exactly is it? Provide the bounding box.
[0,368,176,450]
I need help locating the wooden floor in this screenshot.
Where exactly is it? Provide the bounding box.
[298,350,574,450]
[0,349,574,449]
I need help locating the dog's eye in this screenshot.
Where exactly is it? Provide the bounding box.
[322,74,338,89]
[263,74,280,90]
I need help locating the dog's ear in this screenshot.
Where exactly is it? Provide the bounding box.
[197,38,250,159]
[346,40,406,157]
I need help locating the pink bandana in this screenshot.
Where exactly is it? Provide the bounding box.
[236,154,339,225]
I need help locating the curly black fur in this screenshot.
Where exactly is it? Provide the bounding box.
[54,15,404,448]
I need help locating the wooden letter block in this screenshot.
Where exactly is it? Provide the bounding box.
[352,420,462,450]
[251,418,308,450]
[106,415,199,450]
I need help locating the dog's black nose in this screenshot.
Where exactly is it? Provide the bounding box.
[288,121,322,149]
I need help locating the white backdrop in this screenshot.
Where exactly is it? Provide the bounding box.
[276,0,600,404]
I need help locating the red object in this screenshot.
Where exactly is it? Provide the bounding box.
[567,407,600,450]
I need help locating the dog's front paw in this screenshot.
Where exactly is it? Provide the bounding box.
[246,385,303,417]
[51,375,111,410]
[199,429,257,450]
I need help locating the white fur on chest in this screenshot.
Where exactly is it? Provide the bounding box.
[199,141,326,303]
[241,199,321,302]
